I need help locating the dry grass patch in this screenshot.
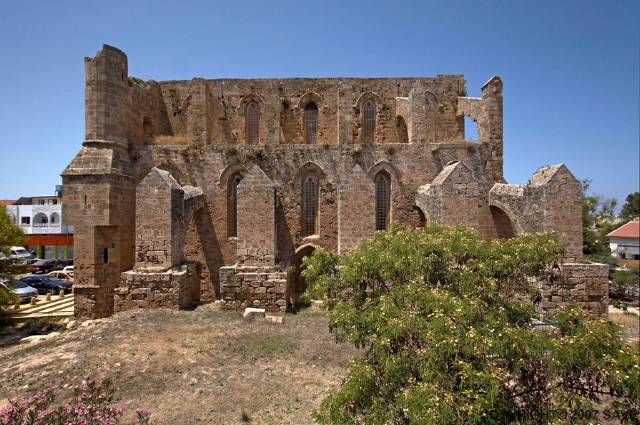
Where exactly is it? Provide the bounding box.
[0,307,359,425]
[609,311,640,343]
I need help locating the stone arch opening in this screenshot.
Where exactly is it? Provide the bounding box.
[288,244,317,310]
[413,206,426,228]
[490,205,516,239]
[396,116,408,143]
[304,102,319,144]
[246,101,260,144]
[142,116,154,141]
[374,170,391,231]
[227,172,244,237]
[301,175,319,236]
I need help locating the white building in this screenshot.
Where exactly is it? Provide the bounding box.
[607,217,640,260]
[4,188,74,259]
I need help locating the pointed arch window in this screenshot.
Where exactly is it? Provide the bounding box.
[227,174,243,237]
[246,101,260,144]
[302,176,319,236]
[374,171,391,231]
[304,102,318,144]
[363,101,376,143]
[396,116,408,143]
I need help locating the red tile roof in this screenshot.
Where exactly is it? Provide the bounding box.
[0,199,16,206]
[607,218,640,239]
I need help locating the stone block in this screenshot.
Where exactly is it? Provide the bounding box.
[243,307,266,319]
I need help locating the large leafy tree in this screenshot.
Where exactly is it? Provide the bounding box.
[304,224,639,424]
[620,192,640,221]
[0,206,25,306]
[581,180,620,256]
[0,206,25,256]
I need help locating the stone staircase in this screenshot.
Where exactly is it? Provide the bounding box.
[5,295,74,319]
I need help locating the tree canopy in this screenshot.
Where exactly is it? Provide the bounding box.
[0,206,25,256]
[0,206,25,306]
[303,224,639,424]
[581,180,620,256]
[620,192,640,221]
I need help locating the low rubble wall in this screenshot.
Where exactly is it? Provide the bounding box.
[535,262,609,317]
[219,265,288,312]
[114,262,200,312]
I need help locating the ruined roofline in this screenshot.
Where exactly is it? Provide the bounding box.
[144,75,467,85]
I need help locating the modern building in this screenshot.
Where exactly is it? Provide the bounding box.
[4,186,74,259]
[607,217,640,260]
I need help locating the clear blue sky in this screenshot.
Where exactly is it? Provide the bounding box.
[0,0,638,206]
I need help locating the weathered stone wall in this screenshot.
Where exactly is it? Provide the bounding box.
[149,76,466,147]
[134,168,185,270]
[415,161,483,228]
[489,164,583,260]
[338,165,375,253]
[535,263,609,317]
[219,265,288,312]
[236,165,277,266]
[114,262,200,312]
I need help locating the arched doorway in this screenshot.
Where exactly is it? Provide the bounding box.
[490,205,516,239]
[287,244,316,310]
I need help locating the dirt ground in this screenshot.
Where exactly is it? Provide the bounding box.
[0,307,359,424]
[609,310,640,344]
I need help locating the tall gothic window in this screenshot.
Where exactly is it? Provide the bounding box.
[246,101,260,144]
[374,171,390,231]
[302,176,318,236]
[363,101,376,143]
[227,174,243,237]
[304,102,319,144]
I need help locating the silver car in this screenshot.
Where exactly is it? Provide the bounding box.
[0,280,39,302]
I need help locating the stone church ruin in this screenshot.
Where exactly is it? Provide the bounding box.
[62,45,607,319]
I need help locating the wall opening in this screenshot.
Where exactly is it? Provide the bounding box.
[363,101,376,143]
[374,171,391,230]
[490,205,516,239]
[396,116,408,143]
[142,116,154,140]
[464,116,478,142]
[302,176,319,236]
[304,103,318,144]
[246,101,260,144]
[227,173,243,237]
[413,206,426,228]
[33,213,48,226]
[288,245,316,310]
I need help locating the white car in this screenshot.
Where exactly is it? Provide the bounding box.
[9,246,33,260]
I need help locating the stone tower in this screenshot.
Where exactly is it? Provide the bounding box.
[62,45,135,318]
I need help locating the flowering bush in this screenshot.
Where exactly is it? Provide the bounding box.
[0,379,151,425]
[304,224,640,424]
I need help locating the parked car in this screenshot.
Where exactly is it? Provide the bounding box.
[0,280,38,302]
[48,270,74,282]
[9,246,33,261]
[19,275,73,295]
[62,265,74,273]
[27,259,57,274]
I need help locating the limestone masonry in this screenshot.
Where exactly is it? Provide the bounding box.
[63,45,605,318]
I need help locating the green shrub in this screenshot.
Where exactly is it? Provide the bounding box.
[304,224,640,424]
[613,269,640,287]
[0,286,17,308]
